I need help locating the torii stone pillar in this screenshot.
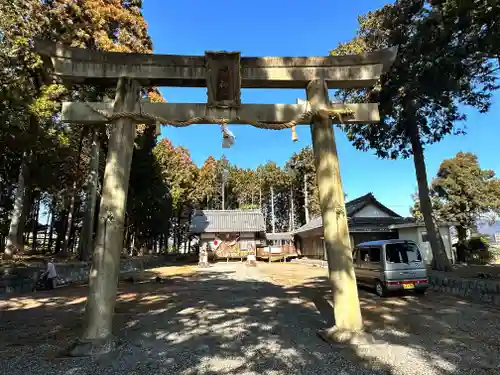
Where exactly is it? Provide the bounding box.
[307,79,362,336]
[71,77,141,355]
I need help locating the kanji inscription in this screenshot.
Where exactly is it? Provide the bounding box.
[205,51,241,108]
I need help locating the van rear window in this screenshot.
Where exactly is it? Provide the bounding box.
[386,243,422,263]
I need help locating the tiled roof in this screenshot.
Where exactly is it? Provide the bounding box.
[266,232,293,241]
[293,193,407,235]
[346,193,402,217]
[292,216,323,234]
[190,209,266,233]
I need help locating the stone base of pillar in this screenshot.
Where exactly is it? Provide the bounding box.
[198,252,209,268]
[246,254,257,267]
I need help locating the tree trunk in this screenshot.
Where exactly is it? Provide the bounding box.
[43,208,51,252]
[69,78,140,356]
[165,219,171,252]
[159,234,164,253]
[71,230,78,253]
[174,227,179,252]
[31,195,40,252]
[63,130,86,253]
[131,233,136,256]
[304,173,310,224]
[456,225,467,243]
[260,185,266,229]
[62,182,77,253]
[124,227,132,252]
[307,79,362,336]
[79,128,100,261]
[186,214,193,253]
[47,209,55,253]
[271,186,276,233]
[222,181,225,210]
[175,210,182,252]
[456,225,467,263]
[54,212,66,254]
[19,178,33,249]
[4,151,31,257]
[406,115,452,272]
[55,232,62,254]
[57,198,70,252]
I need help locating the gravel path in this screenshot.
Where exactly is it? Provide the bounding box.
[1,262,499,375]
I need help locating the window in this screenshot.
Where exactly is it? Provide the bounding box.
[359,247,370,262]
[421,232,429,242]
[386,242,422,263]
[369,247,381,262]
[359,247,381,263]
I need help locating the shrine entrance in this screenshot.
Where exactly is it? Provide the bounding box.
[36,40,396,342]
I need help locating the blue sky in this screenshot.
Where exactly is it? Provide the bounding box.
[142,0,500,216]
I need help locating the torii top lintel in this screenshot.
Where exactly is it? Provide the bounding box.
[35,40,397,90]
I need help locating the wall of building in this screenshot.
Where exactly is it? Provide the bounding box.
[351,231,398,247]
[199,232,258,259]
[300,235,326,260]
[397,226,454,264]
[300,230,397,257]
[353,204,392,218]
[239,232,257,250]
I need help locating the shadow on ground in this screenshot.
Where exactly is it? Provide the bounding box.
[0,263,499,375]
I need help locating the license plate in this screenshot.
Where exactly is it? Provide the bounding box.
[403,283,414,289]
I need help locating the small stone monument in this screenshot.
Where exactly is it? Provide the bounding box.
[198,242,210,268]
[246,245,257,267]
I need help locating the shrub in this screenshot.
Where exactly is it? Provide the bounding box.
[489,245,500,264]
[465,235,494,265]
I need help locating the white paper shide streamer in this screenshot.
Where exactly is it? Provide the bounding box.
[221,124,235,148]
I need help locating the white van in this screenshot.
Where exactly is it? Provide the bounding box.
[353,239,429,297]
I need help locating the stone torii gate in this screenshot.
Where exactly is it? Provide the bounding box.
[36,41,396,350]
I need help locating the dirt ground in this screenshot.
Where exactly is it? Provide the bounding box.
[0,265,197,350]
[1,262,499,374]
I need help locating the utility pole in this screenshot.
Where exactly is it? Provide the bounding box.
[222,182,225,210]
[289,187,294,231]
[304,173,310,223]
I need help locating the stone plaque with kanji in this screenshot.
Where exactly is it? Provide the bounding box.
[205,51,241,108]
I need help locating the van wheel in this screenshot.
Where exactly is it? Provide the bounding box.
[375,280,387,297]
